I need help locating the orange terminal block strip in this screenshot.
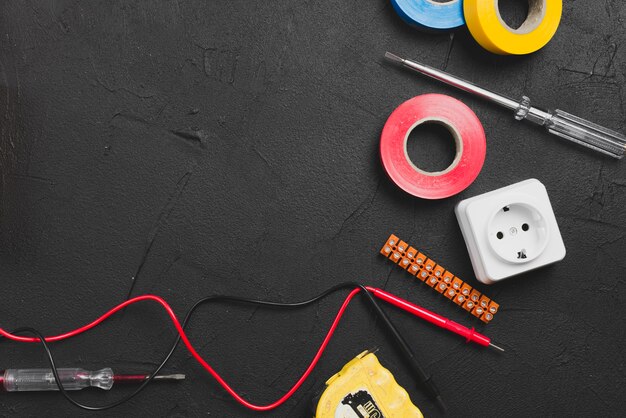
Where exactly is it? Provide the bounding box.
[380,234,499,323]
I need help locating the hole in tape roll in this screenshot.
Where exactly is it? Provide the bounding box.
[405,121,458,174]
[497,0,545,33]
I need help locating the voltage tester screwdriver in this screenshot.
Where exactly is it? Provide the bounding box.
[385,52,626,159]
[0,368,184,392]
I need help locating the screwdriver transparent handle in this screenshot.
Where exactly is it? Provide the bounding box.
[2,368,114,392]
[546,109,626,159]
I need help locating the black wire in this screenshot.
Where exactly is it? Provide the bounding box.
[5,282,362,411]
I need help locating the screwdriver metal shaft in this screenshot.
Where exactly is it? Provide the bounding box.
[385,52,626,159]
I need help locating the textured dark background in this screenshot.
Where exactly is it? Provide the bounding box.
[1,1,625,417]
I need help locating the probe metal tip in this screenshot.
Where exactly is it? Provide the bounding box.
[153,374,186,381]
[384,51,405,65]
[489,343,505,353]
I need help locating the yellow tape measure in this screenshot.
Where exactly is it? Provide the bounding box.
[315,351,423,418]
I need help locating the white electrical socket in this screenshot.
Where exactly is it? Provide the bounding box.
[455,179,566,284]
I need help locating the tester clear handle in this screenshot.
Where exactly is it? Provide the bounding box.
[515,96,626,159]
[2,368,114,392]
[545,109,626,159]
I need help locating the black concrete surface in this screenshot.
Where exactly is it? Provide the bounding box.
[1,1,625,417]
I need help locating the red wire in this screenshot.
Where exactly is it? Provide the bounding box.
[0,288,366,411]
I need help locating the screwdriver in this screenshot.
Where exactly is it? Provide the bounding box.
[384,52,626,159]
[0,368,185,392]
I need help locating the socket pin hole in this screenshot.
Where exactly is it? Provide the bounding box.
[497,231,504,239]
[503,206,510,212]
[522,223,529,231]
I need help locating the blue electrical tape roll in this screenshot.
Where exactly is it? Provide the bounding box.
[391,0,465,31]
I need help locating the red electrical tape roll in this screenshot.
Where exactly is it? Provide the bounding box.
[380,94,486,199]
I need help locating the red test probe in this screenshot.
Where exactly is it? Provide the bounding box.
[368,287,504,351]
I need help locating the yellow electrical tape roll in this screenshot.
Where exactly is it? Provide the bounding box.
[464,0,562,55]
